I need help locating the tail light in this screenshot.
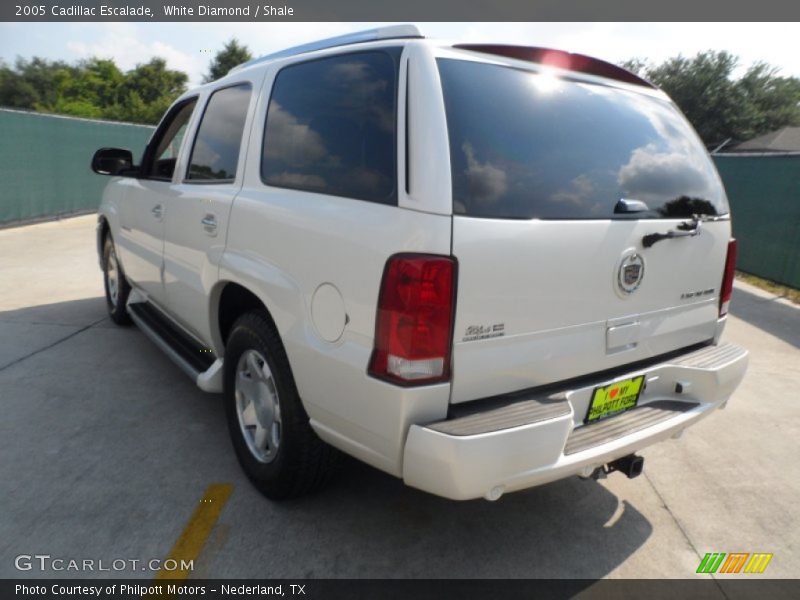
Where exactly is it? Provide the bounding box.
[368,254,457,385]
[719,239,737,317]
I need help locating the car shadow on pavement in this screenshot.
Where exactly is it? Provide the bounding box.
[729,286,800,349]
[0,296,653,581]
[0,296,107,327]
[0,297,110,370]
[221,457,654,580]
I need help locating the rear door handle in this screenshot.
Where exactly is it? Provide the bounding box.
[151,204,163,220]
[201,214,218,235]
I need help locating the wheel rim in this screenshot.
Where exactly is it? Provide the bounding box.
[235,349,282,463]
[106,245,119,305]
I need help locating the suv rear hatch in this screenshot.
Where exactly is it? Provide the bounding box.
[438,56,732,403]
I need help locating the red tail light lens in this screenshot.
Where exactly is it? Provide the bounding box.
[368,254,457,385]
[719,239,737,317]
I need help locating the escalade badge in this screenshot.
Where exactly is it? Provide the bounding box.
[618,253,645,294]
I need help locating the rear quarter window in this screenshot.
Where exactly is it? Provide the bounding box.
[437,58,728,220]
[261,50,400,205]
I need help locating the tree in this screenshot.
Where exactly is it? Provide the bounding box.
[647,51,746,145]
[203,39,252,83]
[0,55,187,124]
[112,58,188,123]
[71,58,125,108]
[3,57,78,110]
[40,58,125,118]
[736,62,800,140]
[120,58,186,106]
[0,61,39,108]
[619,58,649,77]
[622,51,800,146]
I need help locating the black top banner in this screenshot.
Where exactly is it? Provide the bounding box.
[3,0,800,21]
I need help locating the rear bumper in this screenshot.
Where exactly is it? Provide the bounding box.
[402,342,748,500]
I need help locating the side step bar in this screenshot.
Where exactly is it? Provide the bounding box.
[127,301,223,393]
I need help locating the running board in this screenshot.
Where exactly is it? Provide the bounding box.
[127,301,223,393]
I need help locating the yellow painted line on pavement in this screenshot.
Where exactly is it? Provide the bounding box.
[154,483,234,582]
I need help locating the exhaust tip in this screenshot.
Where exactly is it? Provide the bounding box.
[608,454,644,479]
[485,485,505,501]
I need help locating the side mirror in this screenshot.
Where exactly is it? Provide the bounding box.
[91,148,135,176]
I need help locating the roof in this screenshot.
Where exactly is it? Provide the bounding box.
[230,25,422,73]
[728,126,800,152]
[225,26,651,91]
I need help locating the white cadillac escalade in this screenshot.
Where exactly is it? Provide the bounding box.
[92,26,748,501]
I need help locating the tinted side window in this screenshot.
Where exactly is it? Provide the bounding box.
[187,83,252,182]
[438,59,728,220]
[262,51,398,204]
[143,98,197,180]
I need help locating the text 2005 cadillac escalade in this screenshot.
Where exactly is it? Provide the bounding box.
[92,26,748,501]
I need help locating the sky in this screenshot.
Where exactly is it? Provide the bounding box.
[1,22,798,86]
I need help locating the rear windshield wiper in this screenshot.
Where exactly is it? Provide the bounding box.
[642,214,726,248]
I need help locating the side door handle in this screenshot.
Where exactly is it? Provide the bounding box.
[201,214,218,235]
[151,204,163,220]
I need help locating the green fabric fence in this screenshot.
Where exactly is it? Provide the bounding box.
[0,108,153,225]
[713,154,800,289]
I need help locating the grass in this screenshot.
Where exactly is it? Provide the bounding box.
[736,271,800,305]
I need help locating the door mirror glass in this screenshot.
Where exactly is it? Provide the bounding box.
[91,147,135,176]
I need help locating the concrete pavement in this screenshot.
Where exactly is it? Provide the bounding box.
[0,215,797,582]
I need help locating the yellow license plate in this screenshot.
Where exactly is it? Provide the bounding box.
[585,375,645,423]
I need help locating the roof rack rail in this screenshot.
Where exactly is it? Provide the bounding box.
[452,44,655,88]
[231,25,423,73]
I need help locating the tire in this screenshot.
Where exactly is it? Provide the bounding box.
[102,234,132,326]
[224,310,340,499]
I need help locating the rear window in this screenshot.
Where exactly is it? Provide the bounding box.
[437,58,728,220]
